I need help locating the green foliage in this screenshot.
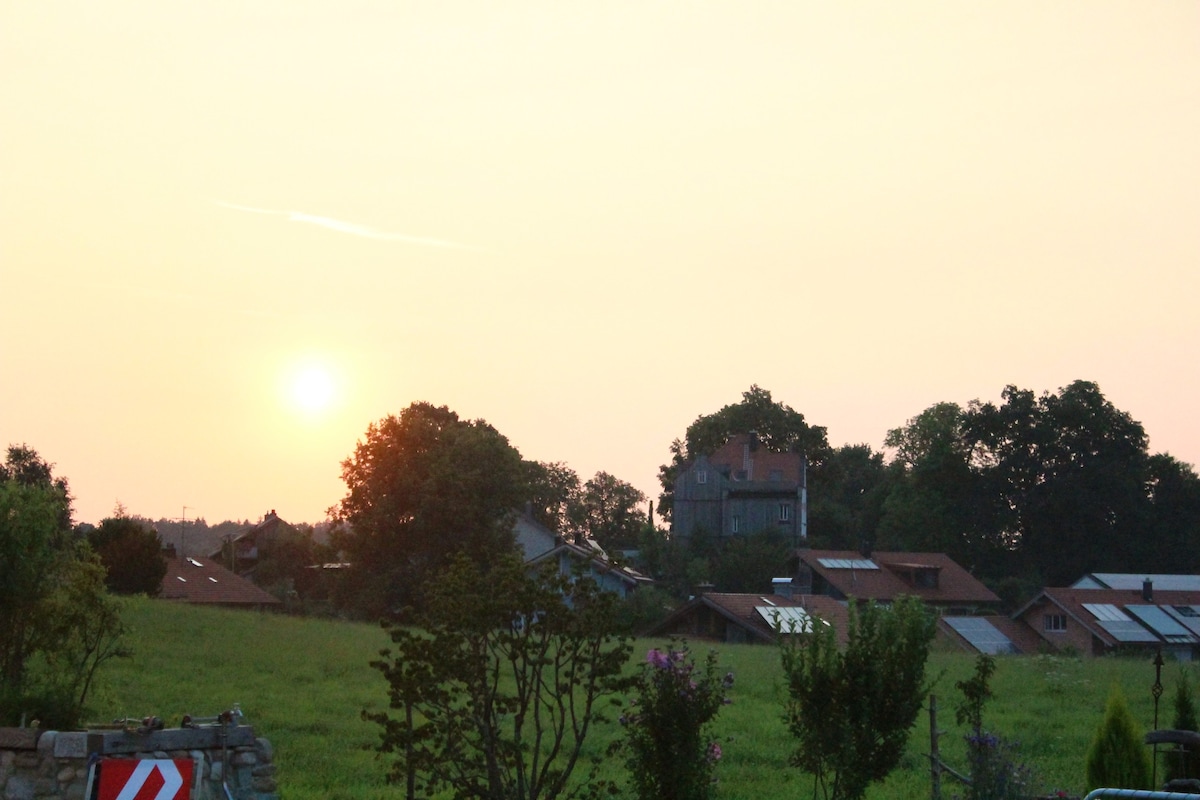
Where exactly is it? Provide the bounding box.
[1085,685,1152,792]
[1165,671,1199,783]
[779,595,936,800]
[620,644,733,800]
[88,512,167,595]
[709,529,791,593]
[366,554,634,800]
[333,402,529,617]
[0,446,128,728]
[526,462,648,551]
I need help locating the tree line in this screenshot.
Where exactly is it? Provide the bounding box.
[655,382,1200,609]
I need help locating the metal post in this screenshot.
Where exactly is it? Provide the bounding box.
[930,694,942,800]
[1153,649,1165,788]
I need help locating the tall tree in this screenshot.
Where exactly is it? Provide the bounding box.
[658,386,831,523]
[574,471,647,551]
[962,381,1151,585]
[333,402,529,617]
[807,444,890,551]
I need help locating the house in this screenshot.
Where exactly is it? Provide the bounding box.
[788,549,1000,614]
[646,591,850,645]
[207,509,297,576]
[671,433,808,544]
[158,551,281,609]
[514,509,652,599]
[1013,579,1200,658]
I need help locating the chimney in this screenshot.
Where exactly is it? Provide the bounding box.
[1143,578,1153,602]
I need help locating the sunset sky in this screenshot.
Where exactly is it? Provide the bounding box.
[3,2,1198,526]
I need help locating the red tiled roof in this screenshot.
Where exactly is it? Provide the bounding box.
[705,433,804,483]
[796,549,999,606]
[159,555,281,607]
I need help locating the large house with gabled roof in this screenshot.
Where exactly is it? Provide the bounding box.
[671,432,808,544]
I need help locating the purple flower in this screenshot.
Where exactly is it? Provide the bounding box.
[722,672,735,689]
[707,742,723,762]
[646,649,670,669]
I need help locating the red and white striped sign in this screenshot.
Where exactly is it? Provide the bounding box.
[97,759,193,800]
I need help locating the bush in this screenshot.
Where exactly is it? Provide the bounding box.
[620,643,733,800]
[1165,671,1199,783]
[779,595,936,800]
[1085,685,1152,792]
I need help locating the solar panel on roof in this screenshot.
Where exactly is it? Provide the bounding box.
[1083,603,1131,622]
[944,617,1018,655]
[756,605,828,633]
[816,558,879,570]
[1164,606,1200,636]
[1097,619,1160,643]
[1126,606,1195,643]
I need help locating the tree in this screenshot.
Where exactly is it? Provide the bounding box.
[658,386,831,524]
[779,595,936,800]
[526,462,648,551]
[709,530,791,593]
[88,510,167,595]
[963,381,1153,585]
[333,402,529,617]
[0,445,128,727]
[807,444,890,551]
[366,554,634,800]
[1085,686,1151,792]
[574,471,646,551]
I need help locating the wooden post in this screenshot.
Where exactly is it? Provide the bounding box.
[930,694,942,800]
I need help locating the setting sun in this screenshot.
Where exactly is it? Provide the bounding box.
[288,364,337,416]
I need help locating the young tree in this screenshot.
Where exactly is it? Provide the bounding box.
[333,402,529,617]
[779,595,936,800]
[1085,686,1152,792]
[366,554,634,800]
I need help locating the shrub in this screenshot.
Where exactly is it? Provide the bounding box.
[955,655,1036,800]
[620,643,733,800]
[366,554,633,800]
[1085,685,1152,792]
[779,595,936,800]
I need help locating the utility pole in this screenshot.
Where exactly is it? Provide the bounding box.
[177,506,191,558]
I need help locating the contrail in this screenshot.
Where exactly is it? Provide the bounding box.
[213,201,478,250]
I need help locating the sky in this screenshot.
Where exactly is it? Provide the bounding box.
[2,1,1198,526]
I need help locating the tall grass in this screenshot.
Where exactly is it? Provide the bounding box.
[93,599,1179,800]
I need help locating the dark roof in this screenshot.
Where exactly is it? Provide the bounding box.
[525,542,653,589]
[647,592,850,644]
[939,615,1047,655]
[159,555,281,607]
[795,549,999,606]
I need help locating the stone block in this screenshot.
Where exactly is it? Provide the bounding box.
[53,733,88,759]
[253,738,273,763]
[34,732,56,757]
[3,774,34,800]
[0,730,39,751]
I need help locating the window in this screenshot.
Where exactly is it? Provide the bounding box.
[769,469,783,482]
[731,515,741,534]
[779,503,791,522]
[695,470,707,485]
[1044,614,1067,632]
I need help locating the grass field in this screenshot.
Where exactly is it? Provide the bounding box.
[92,598,1183,800]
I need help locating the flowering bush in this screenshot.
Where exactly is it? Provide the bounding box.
[620,644,733,800]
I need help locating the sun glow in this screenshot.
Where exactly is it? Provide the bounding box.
[287,363,337,416]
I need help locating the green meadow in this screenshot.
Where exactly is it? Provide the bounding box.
[93,598,1180,800]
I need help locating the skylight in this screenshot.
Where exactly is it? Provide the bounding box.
[817,558,879,570]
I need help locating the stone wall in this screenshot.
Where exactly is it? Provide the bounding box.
[0,723,277,800]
